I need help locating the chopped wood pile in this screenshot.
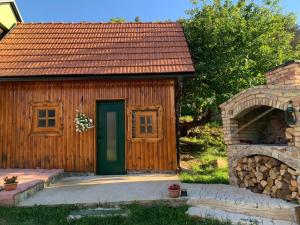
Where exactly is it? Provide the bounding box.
[236,155,299,201]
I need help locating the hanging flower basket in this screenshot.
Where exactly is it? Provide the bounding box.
[75,110,94,133]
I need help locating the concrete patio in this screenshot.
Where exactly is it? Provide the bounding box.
[19,174,180,206]
[17,174,299,224]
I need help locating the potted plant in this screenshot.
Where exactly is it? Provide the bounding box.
[3,176,18,191]
[168,184,181,198]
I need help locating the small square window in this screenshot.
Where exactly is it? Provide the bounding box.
[128,105,163,141]
[31,102,61,135]
[36,109,57,129]
[138,115,153,136]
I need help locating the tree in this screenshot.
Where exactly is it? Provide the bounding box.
[181,0,299,120]
[135,16,141,22]
[110,17,127,23]
[291,25,300,49]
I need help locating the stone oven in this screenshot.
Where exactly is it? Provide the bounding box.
[221,60,300,201]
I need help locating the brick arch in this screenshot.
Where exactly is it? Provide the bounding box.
[222,88,289,119]
[221,86,300,145]
[231,98,285,119]
[221,89,289,145]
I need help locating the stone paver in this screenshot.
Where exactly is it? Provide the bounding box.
[187,206,296,225]
[185,183,295,209]
[67,207,128,221]
[185,184,297,224]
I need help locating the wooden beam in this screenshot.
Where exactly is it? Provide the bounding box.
[175,77,183,170]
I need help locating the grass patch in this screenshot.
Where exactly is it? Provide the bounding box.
[179,142,229,184]
[180,166,229,184]
[179,115,194,123]
[179,122,229,184]
[0,204,231,225]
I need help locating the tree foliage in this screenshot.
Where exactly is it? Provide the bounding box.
[181,0,299,117]
[135,16,141,22]
[109,17,127,23]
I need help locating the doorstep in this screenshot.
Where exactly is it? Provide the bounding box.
[0,169,64,206]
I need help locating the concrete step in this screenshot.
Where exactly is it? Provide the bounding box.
[0,169,64,206]
[0,180,44,206]
[67,207,129,221]
[187,197,296,222]
[187,205,297,225]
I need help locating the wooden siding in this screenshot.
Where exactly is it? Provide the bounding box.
[0,79,177,172]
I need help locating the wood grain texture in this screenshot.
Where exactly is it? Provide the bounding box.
[0,79,177,172]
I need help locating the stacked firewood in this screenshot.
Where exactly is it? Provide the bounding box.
[236,155,299,201]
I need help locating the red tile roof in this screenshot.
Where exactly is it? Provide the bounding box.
[0,22,195,78]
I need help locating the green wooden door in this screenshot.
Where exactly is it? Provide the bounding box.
[96,101,125,175]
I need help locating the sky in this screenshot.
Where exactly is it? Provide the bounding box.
[17,0,300,23]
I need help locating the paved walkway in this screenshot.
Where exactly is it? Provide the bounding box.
[186,183,295,209]
[185,184,297,225]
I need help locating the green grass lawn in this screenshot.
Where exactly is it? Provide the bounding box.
[0,204,231,225]
[179,123,229,184]
[180,165,229,184]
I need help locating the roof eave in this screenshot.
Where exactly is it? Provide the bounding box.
[0,72,195,82]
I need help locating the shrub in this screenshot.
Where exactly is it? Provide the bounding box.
[185,122,226,157]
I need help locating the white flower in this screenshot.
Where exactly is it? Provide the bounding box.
[75,111,94,132]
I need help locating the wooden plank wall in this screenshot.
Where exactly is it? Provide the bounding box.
[0,79,177,172]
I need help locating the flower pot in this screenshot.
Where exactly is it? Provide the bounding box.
[4,183,17,191]
[168,189,181,198]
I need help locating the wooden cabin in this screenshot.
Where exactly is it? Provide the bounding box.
[0,22,194,174]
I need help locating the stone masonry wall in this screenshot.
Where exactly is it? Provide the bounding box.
[266,61,300,85]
